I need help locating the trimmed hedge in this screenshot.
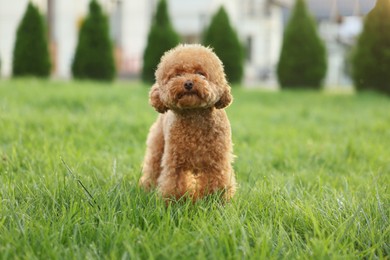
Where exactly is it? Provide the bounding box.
[352,0,390,95]
[277,0,327,89]
[142,0,180,83]
[203,7,244,84]
[12,2,51,77]
[72,0,116,81]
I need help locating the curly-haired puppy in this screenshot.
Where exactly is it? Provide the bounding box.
[139,44,236,202]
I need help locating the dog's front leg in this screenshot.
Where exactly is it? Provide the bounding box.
[139,116,165,190]
[157,168,191,201]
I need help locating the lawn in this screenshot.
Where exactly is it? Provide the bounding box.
[0,79,389,259]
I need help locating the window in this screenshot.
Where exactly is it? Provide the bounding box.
[246,36,253,62]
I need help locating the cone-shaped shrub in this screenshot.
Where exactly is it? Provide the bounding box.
[277,0,327,89]
[203,7,244,84]
[12,2,51,77]
[72,0,115,81]
[352,0,390,94]
[142,0,180,83]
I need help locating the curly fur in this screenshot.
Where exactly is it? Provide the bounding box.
[139,44,236,202]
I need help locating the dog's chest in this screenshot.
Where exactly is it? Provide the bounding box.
[163,111,228,168]
[169,117,216,149]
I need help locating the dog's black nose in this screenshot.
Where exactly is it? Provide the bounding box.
[184,80,193,90]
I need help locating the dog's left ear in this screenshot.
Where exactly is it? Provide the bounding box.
[149,84,168,113]
[215,84,233,109]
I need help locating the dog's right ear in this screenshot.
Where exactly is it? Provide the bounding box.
[215,84,233,109]
[149,84,168,113]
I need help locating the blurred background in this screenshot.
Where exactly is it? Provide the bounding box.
[0,0,375,87]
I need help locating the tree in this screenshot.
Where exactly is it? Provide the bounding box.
[12,2,51,77]
[142,0,180,83]
[72,0,115,81]
[203,7,244,84]
[352,0,390,94]
[277,0,327,89]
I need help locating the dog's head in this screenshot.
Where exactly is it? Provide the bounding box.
[149,44,233,113]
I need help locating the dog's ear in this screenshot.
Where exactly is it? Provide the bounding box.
[215,84,233,109]
[149,84,168,113]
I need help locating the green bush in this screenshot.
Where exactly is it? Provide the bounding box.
[72,0,115,81]
[277,0,327,89]
[203,7,244,84]
[142,0,180,83]
[352,0,390,95]
[12,2,51,77]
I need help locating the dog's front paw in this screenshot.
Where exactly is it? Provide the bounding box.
[139,176,157,191]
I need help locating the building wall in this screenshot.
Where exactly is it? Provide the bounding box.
[319,17,364,87]
[116,0,151,75]
[52,0,77,78]
[237,2,283,85]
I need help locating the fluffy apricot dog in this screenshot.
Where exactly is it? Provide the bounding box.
[139,44,236,202]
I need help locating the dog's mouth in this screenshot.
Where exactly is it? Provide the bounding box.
[177,91,200,100]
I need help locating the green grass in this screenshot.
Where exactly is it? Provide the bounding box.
[0,79,389,259]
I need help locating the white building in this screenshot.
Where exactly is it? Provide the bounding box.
[0,0,289,85]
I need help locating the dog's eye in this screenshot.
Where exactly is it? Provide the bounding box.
[168,73,181,81]
[196,71,206,78]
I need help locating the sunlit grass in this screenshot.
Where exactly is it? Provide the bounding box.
[0,79,389,259]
